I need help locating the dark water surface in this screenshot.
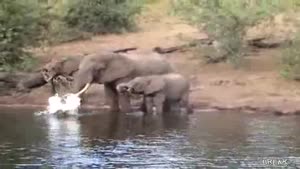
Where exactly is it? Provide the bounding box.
[0,108,300,168]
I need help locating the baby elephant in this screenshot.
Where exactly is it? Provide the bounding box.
[117,73,192,114]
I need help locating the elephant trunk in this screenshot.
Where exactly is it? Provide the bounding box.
[45,76,52,82]
[128,87,133,93]
[75,83,91,96]
[43,73,54,82]
[41,69,56,82]
[116,83,130,93]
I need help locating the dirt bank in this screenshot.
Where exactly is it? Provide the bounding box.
[1,0,300,116]
[2,48,300,116]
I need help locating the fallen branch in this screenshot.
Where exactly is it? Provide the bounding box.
[152,38,213,54]
[247,37,291,48]
[247,39,280,48]
[113,47,137,53]
[152,44,193,54]
[204,55,227,64]
[18,73,47,91]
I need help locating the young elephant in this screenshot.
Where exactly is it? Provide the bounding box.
[117,73,192,114]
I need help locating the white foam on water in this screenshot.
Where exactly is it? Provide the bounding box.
[42,93,82,115]
[47,94,63,114]
[61,94,81,115]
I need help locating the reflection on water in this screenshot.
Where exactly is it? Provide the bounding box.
[0,108,300,168]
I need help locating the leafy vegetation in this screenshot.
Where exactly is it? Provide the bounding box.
[172,0,298,67]
[64,0,143,34]
[0,0,144,71]
[281,32,300,80]
[0,0,44,71]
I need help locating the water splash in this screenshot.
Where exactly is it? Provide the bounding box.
[35,93,81,116]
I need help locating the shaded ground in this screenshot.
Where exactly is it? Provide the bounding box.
[1,0,300,115]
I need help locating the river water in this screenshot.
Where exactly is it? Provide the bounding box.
[0,108,300,168]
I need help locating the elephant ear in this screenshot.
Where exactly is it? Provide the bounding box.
[101,55,134,83]
[145,77,165,95]
[60,57,80,75]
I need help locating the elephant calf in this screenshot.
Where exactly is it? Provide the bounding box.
[116,73,192,114]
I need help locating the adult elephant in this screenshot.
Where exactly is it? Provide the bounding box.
[40,48,139,94]
[72,52,175,113]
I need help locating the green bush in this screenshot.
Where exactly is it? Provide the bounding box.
[64,0,144,34]
[0,0,43,71]
[0,0,145,71]
[281,33,300,80]
[38,0,91,44]
[172,0,297,68]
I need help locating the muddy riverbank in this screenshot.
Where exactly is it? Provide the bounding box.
[1,1,300,116]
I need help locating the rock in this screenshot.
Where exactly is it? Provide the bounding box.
[0,72,47,95]
[18,72,47,91]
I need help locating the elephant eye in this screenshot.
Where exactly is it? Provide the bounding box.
[133,84,143,92]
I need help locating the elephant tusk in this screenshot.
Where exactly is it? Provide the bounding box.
[117,84,129,93]
[75,83,91,96]
[45,76,54,82]
[116,84,122,92]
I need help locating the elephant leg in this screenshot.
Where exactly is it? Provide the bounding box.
[181,92,193,114]
[164,100,180,114]
[145,96,154,114]
[163,100,171,113]
[104,83,113,106]
[118,92,132,113]
[104,83,120,113]
[140,96,147,113]
[172,100,182,113]
[50,79,57,94]
[153,93,165,114]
